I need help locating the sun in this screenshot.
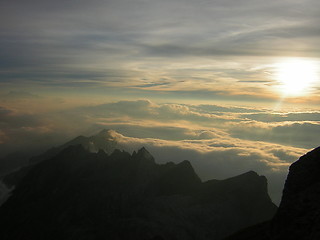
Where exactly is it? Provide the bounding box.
[275,58,318,96]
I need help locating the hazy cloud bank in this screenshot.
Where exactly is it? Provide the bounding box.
[1,99,317,203]
[1,99,316,156]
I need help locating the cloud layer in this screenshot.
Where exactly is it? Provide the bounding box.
[1,0,320,102]
[1,99,317,204]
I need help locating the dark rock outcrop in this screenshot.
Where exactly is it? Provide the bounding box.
[226,146,320,240]
[0,145,276,240]
[271,146,320,239]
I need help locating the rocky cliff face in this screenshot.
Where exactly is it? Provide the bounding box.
[0,145,276,240]
[226,146,320,240]
[271,146,320,240]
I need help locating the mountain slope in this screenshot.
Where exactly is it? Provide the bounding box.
[271,146,320,239]
[30,129,120,164]
[0,145,276,240]
[0,130,119,178]
[226,146,320,240]
[1,129,121,189]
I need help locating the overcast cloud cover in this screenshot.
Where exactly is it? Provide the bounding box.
[1,0,320,102]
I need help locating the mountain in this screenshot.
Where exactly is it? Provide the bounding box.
[271,146,320,239]
[30,129,120,164]
[0,129,119,178]
[226,146,320,240]
[1,129,120,187]
[0,145,277,240]
[0,151,33,177]
[0,129,122,209]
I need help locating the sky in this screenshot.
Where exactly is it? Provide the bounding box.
[1,0,320,204]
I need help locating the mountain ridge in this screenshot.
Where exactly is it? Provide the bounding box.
[0,143,277,240]
[226,146,320,240]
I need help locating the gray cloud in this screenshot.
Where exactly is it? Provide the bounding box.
[1,0,319,97]
[230,122,320,149]
[243,112,320,122]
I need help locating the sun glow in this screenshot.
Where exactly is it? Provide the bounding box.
[275,59,319,96]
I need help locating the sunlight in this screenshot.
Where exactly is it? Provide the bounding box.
[275,58,319,96]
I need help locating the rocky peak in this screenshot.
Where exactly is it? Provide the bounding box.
[133,147,155,163]
[110,149,131,160]
[175,160,201,183]
[226,146,320,240]
[270,146,320,239]
[229,170,259,180]
[220,170,268,191]
[94,129,117,140]
[283,146,320,195]
[96,129,112,136]
[59,129,121,154]
[0,144,277,240]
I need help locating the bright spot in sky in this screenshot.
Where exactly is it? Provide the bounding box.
[275,59,319,96]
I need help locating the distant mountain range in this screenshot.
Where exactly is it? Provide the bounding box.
[0,129,120,177]
[1,130,122,189]
[0,130,277,240]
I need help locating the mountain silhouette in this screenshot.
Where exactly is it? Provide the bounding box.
[0,130,120,177]
[0,141,276,240]
[226,146,320,240]
[30,129,120,164]
[1,129,121,189]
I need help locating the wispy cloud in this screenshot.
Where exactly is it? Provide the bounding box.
[1,0,320,102]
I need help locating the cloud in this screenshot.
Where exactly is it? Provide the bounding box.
[100,130,304,204]
[1,0,320,103]
[1,0,319,204]
[0,105,84,157]
[230,121,320,149]
[1,99,316,155]
[0,99,316,204]
[242,112,320,122]
[5,91,41,99]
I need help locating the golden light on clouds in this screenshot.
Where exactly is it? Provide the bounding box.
[275,58,319,97]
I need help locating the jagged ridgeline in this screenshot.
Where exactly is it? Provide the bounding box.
[0,130,277,240]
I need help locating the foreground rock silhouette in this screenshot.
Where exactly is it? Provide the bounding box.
[226,146,320,240]
[0,133,276,240]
